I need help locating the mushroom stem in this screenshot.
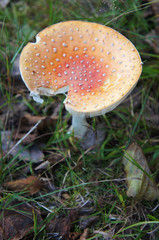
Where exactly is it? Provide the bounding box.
[71,114,89,138]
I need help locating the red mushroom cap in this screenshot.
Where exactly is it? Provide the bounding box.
[20,21,142,117]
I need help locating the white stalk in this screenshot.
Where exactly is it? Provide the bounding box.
[71,114,89,138]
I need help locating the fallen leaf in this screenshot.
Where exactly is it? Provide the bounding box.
[20,114,58,142]
[29,144,44,162]
[46,209,79,240]
[13,132,38,145]
[123,142,159,200]
[93,230,113,240]
[21,113,58,126]
[35,153,65,171]
[3,176,43,194]
[80,215,99,230]
[0,200,42,240]
[1,131,44,162]
[70,232,81,240]
[0,0,10,8]
[61,193,71,200]
[79,122,107,150]
[78,228,89,240]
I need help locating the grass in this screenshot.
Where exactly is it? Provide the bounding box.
[0,0,159,239]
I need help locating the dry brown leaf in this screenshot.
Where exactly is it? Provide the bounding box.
[61,193,71,200]
[70,232,81,240]
[80,215,99,230]
[22,113,58,126]
[3,176,43,194]
[13,132,38,145]
[0,200,42,240]
[78,228,89,240]
[46,209,79,240]
[20,114,58,142]
[123,142,159,200]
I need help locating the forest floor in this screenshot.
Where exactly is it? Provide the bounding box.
[0,0,159,239]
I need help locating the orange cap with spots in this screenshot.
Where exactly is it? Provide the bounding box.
[20,21,142,117]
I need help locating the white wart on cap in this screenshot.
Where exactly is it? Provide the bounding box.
[20,21,142,138]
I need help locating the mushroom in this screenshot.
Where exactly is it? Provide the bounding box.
[20,21,142,138]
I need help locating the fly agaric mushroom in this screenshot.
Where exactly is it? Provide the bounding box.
[20,21,142,138]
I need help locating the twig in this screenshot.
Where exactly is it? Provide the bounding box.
[4,119,42,158]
